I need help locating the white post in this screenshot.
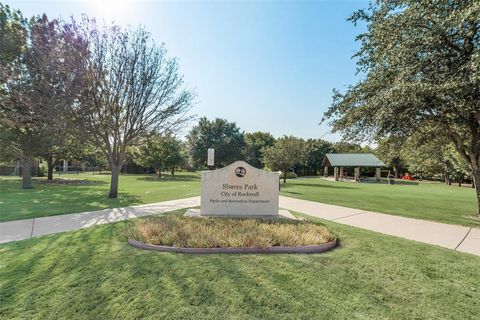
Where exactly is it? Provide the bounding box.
[207,148,215,168]
[334,167,338,181]
[375,167,381,181]
[324,166,328,177]
[63,160,68,173]
[15,160,20,176]
[354,167,360,181]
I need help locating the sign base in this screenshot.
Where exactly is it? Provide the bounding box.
[184,209,298,220]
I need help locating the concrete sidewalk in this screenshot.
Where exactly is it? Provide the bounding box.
[279,196,480,256]
[0,196,479,256]
[0,197,200,244]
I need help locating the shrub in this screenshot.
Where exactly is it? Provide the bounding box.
[129,216,334,248]
[37,163,47,177]
[280,171,297,179]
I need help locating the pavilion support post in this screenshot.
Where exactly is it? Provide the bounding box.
[334,167,338,181]
[63,160,68,173]
[340,167,344,180]
[354,167,360,182]
[375,167,381,182]
[324,166,328,177]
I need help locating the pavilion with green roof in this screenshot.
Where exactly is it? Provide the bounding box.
[322,153,386,181]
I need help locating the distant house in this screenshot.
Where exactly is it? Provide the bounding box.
[322,153,385,181]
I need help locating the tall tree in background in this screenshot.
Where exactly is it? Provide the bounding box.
[244,131,275,168]
[445,145,473,187]
[70,18,193,198]
[331,142,364,153]
[187,117,245,168]
[375,137,405,178]
[324,1,480,216]
[132,133,185,178]
[262,136,307,183]
[302,139,332,176]
[400,135,446,180]
[0,8,85,188]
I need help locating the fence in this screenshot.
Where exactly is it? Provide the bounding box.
[53,166,110,176]
[0,165,39,176]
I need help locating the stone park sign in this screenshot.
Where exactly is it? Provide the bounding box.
[200,161,279,216]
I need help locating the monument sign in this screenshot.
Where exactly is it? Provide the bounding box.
[200,161,279,216]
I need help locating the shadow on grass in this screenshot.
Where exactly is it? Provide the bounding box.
[361,179,419,186]
[282,191,302,195]
[0,220,331,319]
[36,178,108,186]
[135,174,200,182]
[0,185,143,222]
[282,182,354,190]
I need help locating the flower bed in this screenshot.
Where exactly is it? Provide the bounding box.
[128,216,337,254]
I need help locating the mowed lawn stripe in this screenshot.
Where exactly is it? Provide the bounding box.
[0,173,200,222]
[280,178,479,228]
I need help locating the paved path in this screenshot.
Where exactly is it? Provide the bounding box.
[279,196,480,256]
[0,196,479,256]
[0,197,200,244]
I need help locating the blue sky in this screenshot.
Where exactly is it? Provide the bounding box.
[7,0,368,141]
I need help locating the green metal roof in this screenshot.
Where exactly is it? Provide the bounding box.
[323,153,385,167]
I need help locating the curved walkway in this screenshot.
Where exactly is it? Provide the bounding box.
[0,197,200,244]
[0,196,479,256]
[279,196,479,256]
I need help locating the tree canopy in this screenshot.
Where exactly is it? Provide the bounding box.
[0,9,85,188]
[186,117,245,168]
[133,133,185,177]
[262,136,307,183]
[324,0,480,215]
[244,131,275,168]
[69,18,193,198]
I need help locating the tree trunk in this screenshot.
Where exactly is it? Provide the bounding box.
[472,169,480,217]
[458,177,462,187]
[47,156,55,180]
[158,168,162,178]
[21,155,34,189]
[283,167,287,184]
[171,166,175,176]
[109,166,120,198]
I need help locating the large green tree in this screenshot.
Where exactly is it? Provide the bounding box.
[133,133,185,178]
[375,137,406,178]
[324,0,480,216]
[0,8,85,188]
[186,117,245,168]
[401,135,446,180]
[70,18,193,198]
[262,136,307,183]
[301,139,332,176]
[244,131,275,168]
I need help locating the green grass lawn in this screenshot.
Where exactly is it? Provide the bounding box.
[1,174,478,228]
[0,209,478,319]
[0,173,200,222]
[280,178,480,228]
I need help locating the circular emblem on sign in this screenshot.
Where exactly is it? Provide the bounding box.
[235,167,246,178]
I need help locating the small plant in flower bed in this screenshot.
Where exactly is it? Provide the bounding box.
[129,216,335,248]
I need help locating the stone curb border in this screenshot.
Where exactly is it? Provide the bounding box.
[128,238,337,254]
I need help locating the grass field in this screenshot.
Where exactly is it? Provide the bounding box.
[1,174,478,228]
[0,209,478,320]
[281,178,479,228]
[0,173,200,222]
